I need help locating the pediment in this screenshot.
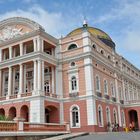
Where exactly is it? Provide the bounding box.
[0,17,44,42]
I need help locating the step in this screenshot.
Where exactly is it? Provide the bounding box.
[41,132,89,140]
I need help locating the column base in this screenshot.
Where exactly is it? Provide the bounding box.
[6,95,10,100]
[17,94,21,98]
[32,90,45,96]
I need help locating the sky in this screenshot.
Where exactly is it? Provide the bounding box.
[0,0,140,69]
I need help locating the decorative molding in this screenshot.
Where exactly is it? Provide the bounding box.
[0,26,26,42]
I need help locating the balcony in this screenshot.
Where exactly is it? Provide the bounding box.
[104,94,110,100]
[45,92,59,98]
[111,97,116,102]
[96,91,102,97]
[120,99,124,104]
[69,92,79,98]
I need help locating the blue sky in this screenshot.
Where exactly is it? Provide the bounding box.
[0,0,140,68]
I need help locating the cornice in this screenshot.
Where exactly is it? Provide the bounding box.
[0,52,57,69]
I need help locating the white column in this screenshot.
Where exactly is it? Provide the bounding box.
[33,38,37,52]
[8,66,12,96]
[37,37,41,51]
[23,65,26,93]
[12,68,15,94]
[51,66,54,93]
[0,48,2,62]
[41,39,44,52]
[38,60,42,91]
[9,46,12,59]
[20,43,23,56]
[42,61,44,92]
[0,69,2,97]
[33,60,37,92]
[19,64,23,95]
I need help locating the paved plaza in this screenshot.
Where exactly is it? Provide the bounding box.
[71,132,140,140]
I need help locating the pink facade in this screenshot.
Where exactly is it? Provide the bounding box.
[0,17,140,132]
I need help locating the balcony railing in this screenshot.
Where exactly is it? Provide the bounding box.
[0,121,68,132]
[96,91,102,97]
[21,92,32,97]
[24,122,67,131]
[69,92,79,98]
[125,100,140,104]
[111,97,116,102]
[45,92,59,98]
[104,94,110,100]
[0,121,17,131]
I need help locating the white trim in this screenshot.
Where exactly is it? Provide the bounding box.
[67,42,79,51]
[113,108,118,124]
[106,106,111,124]
[95,74,101,92]
[70,104,81,128]
[103,79,108,95]
[98,104,104,127]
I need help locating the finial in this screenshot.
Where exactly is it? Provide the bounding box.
[83,17,88,28]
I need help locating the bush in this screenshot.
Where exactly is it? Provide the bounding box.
[0,115,11,121]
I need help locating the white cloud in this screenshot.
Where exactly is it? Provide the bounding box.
[95,1,140,23]
[95,1,140,53]
[0,5,71,38]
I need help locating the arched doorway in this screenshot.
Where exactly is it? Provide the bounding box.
[45,106,59,123]
[0,109,5,116]
[9,107,16,120]
[20,105,29,122]
[129,110,139,130]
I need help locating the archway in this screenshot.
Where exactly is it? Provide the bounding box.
[45,106,59,123]
[20,105,29,122]
[9,107,16,120]
[129,110,139,130]
[0,109,5,116]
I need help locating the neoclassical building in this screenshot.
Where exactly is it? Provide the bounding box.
[0,17,140,132]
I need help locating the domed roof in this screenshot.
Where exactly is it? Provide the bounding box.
[67,26,115,50]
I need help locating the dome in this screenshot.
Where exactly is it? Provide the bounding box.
[67,26,115,50]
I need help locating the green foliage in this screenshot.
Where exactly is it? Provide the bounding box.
[0,115,11,121]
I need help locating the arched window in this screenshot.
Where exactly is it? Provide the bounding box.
[70,105,80,127]
[68,44,77,50]
[96,75,100,91]
[70,62,76,67]
[119,87,122,100]
[71,76,77,91]
[125,88,128,101]
[98,105,103,127]
[108,55,111,60]
[101,50,104,55]
[113,108,118,124]
[106,107,111,124]
[44,81,50,93]
[92,44,96,49]
[111,83,115,97]
[104,80,108,94]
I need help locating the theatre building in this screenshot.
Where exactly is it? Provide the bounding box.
[0,17,140,132]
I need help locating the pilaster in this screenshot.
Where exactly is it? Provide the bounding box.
[30,97,45,123]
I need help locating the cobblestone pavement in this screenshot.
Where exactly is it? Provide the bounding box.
[71,132,140,140]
